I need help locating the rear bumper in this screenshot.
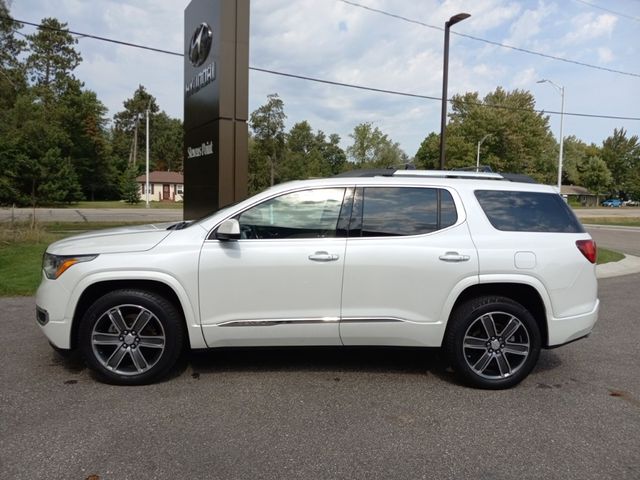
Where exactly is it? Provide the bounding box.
[547,299,599,347]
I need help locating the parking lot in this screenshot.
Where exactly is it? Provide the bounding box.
[1,273,639,480]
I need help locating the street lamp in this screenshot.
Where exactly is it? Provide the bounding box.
[537,79,565,192]
[439,12,471,170]
[476,133,491,171]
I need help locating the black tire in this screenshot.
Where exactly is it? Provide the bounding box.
[445,295,541,389]
[78,289,185,385]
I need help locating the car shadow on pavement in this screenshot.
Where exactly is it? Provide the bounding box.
[182,346,457,382]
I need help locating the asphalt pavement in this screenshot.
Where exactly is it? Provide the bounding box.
[1,274,639,480]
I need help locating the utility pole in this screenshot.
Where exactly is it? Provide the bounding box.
[132,114,139,167]
[145,106,150,208]
[476,134,491,171]
[537,79,565,192]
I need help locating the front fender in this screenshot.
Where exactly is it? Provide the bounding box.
[67,270,207,349]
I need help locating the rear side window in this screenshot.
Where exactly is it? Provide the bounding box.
[355,187,458,237]
[475,190,585,233]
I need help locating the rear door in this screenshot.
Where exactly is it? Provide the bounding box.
[339,186,478,347]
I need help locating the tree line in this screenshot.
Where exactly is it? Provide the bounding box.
[1,4,638,207]
[0,8,182,207]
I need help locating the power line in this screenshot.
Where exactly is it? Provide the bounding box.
[3,16,183,57]
[3,14,639,122]
[250,67,640,121]
[573,0,640,22]
[338,0,640,79]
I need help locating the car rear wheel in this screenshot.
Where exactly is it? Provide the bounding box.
[79,289,185,385]
[445,296,541,389]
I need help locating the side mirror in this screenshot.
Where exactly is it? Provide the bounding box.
[215,218,241,241]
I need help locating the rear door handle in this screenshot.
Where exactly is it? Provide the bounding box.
[439,251,470,262]
[308,251,340,262]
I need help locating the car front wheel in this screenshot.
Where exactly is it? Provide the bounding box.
[78,289,185,385]
[445,296,541,389]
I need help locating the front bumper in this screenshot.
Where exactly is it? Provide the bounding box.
[547,299,599,347]
[35,274,74,349]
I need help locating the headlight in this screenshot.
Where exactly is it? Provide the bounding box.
[42,253,98,279]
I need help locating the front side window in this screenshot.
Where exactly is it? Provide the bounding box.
[356,187,458,237]
[238,188,346,239]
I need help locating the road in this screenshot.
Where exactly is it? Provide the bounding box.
[586,226,640,257]
[0,207,182,223]
[1,274,639,480]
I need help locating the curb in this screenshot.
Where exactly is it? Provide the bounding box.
[596,254,640,279]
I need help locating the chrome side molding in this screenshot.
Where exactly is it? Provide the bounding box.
[217,316,406,327]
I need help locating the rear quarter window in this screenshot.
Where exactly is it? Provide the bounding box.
[475,190,585,233]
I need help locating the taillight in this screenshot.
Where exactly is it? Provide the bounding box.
[576,240,597,264]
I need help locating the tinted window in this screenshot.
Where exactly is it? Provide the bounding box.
[359,187,457,237]
[238,188,345,239]
[475,190,585,233]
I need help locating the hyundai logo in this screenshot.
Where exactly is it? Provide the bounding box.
[188,22,213,67]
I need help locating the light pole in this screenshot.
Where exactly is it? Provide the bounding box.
[537,79,565,192]
[145,106,150,208]
[439,12,471,170]
[476,133,491,171]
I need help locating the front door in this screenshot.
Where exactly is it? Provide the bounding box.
[199,187,349,348]
[162,184,170,200]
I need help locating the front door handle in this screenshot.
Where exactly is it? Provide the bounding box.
[308,251,340,262]
[439,251,470,262]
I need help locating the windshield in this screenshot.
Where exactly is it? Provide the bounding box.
[172,202,237,230]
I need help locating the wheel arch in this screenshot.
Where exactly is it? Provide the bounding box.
[68,274,206,351]
[443,280,550,348]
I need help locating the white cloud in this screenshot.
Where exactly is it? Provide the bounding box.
[512,67,538,88]
[597,47,614,63]
[504,1,556,46]
[563,13,617,45]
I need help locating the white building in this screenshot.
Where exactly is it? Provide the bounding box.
[137,171,184,202]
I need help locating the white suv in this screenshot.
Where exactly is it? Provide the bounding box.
[36,170,599,389]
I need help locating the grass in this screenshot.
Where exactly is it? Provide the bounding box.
[0,222,629,297]
[0,222,147,297]
[581,217,640,227]
[597,248,625,265]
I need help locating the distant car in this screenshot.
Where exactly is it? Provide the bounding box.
[623,199,638,207]
[601,199,622,207]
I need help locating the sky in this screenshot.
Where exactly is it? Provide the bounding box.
[7,0,640,158]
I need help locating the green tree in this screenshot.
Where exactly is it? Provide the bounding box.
[120,166,140,204]
[0,0,26,109]
[111,85,160,171]
[601,128,640,196]
[0,91,82,206]
[151,112,184,172]
[25,17,82,101]
[319,133,347,174]
[248,133,270,195]
[347,122,406,168]
[416,88,557,183]
[60,86,118,199]
[250,93,286,186]
[581,156,612,196]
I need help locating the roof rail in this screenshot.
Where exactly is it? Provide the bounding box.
[392,170,504,180]
[334,169,504,180]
